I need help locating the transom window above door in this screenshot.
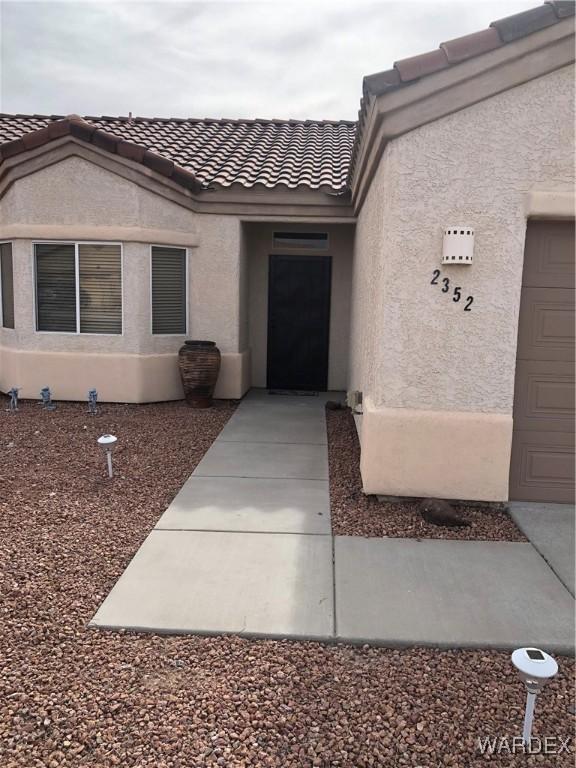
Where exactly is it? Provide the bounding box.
[272,232,328,250]
[34,242,122,334]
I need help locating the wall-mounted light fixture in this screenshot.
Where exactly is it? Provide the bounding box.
[442,227,474,264]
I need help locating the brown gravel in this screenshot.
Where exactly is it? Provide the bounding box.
[327,408,527,541]
[1,396,573,768]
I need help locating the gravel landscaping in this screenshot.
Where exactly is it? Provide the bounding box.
[1,396,573,767]
[326,408,527,541]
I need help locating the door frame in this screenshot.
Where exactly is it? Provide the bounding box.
[266,253,332,391]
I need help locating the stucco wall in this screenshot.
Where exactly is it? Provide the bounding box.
[348,150,390,400]
[245,222,354,391]
[0,155,249,399]
[350,65,574,500]
[0,155,202,234]
[351,65,575,414]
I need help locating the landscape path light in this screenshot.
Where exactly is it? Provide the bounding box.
[6,387,19,413]
[40,386,56,411]
[511,647,558,745]
[97,434,118,478]
[88,388,98,416]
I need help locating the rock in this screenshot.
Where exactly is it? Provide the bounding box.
[325,400,345,411]
[419,498,470,528]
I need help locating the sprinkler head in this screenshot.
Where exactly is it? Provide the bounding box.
[511,648,558,694]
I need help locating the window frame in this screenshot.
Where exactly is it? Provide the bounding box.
[33,241,124,336]
[0,241,15,330]
[149,244,189,336]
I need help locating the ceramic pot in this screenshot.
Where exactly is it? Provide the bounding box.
[178,340,221,408]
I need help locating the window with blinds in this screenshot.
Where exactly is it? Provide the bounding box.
[0,242,15,329]
[151,246,187,334]
[35,242,122,334]
[79,244,122,333]
[35,243,76,332]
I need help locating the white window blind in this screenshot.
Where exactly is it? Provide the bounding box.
[0,242,15,329]
[35,243,76,332]
[151,246,187,334]
[79,244,122,334]
[35,242,122,334]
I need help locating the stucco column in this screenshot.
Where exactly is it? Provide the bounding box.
[191,215,251,397]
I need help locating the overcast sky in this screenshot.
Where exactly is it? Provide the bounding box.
[1,0,536,121]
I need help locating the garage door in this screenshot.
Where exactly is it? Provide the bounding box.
[509,220,575,503]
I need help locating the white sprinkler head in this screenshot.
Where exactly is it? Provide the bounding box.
[97,434,118,452]
[511,648,558,693]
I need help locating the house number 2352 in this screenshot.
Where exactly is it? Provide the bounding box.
[430,270,474,311]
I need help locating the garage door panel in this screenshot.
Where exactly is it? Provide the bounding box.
[509,431,575,503]
[516,288,575,362]
[513,360,575,432]
[522,220,575,288]
[510,220,575,503]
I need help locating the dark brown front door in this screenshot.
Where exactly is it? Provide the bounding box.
[267,254,331,391]
[509,220,575,503]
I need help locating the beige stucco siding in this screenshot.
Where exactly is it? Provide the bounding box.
[0,155,249,399]
[351,65,575,500]
[0,155,200,234]
[348,149,390,400]
[245,222,353,391]
[352,65,574,413]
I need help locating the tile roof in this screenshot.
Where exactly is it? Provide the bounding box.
[362,1,574,98]
[0,116,204,193]
[0,2,572,199]
[354,0,575,179]
[0,113,356,193]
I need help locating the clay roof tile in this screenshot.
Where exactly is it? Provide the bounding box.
[394,48,449,82]
[490,3,558,42]
[440,27,502,64]
[545,0,576,18]
[362,68,402,97]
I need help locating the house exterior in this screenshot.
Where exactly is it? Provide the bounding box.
[0,2,574,505]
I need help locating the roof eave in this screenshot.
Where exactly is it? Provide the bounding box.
[0,134,355,219]
[0,116,205,194]
[350,17,575,212]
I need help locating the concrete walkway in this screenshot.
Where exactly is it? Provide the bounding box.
[91,390,575,654]
[92,390,335,640]
[509,501,575,597]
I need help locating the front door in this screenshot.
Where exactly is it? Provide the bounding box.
[267,254,331,391]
